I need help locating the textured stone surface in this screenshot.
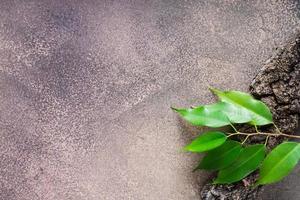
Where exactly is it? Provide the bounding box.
[0,0,299,200]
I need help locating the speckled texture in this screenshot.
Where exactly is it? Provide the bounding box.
[0,0,299,200]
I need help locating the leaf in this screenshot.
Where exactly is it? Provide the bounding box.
[171,102,230,128]
[214,144,266,184]
[220,102,253,124]
[210,88,273,125]
[195,140,243,171]
[256,142,300,186]
[184,131,227,153]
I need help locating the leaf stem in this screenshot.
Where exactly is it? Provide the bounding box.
[230,123,239,133]
[242,134,251,144]
[254,124,260,133]
[264,135,270,146]
[273,123,283,134]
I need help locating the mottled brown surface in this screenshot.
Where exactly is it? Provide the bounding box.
[0,1,299,200]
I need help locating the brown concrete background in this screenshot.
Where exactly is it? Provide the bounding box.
[0,0,299,199]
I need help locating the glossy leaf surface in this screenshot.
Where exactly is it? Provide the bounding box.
[210,88,273,125]
[195,140,243,171]
[172,103,230,127]
[256,142,300,185]
[184,131,227,153]
[220,102,253,124]
[214,144,266,184]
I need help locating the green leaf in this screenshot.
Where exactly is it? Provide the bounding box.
[195,140,243,171]
[220,102,253,124]
[171,102,230,128]
[184,131,227,153]
[214,144,266,184]
[210,88,273,125]
[256,142,300,186]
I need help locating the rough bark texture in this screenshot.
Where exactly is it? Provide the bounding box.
[200,35,300,200]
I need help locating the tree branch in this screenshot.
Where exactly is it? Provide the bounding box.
[227,132,300,139]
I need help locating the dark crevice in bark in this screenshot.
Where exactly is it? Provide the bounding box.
[200,34,300,200]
